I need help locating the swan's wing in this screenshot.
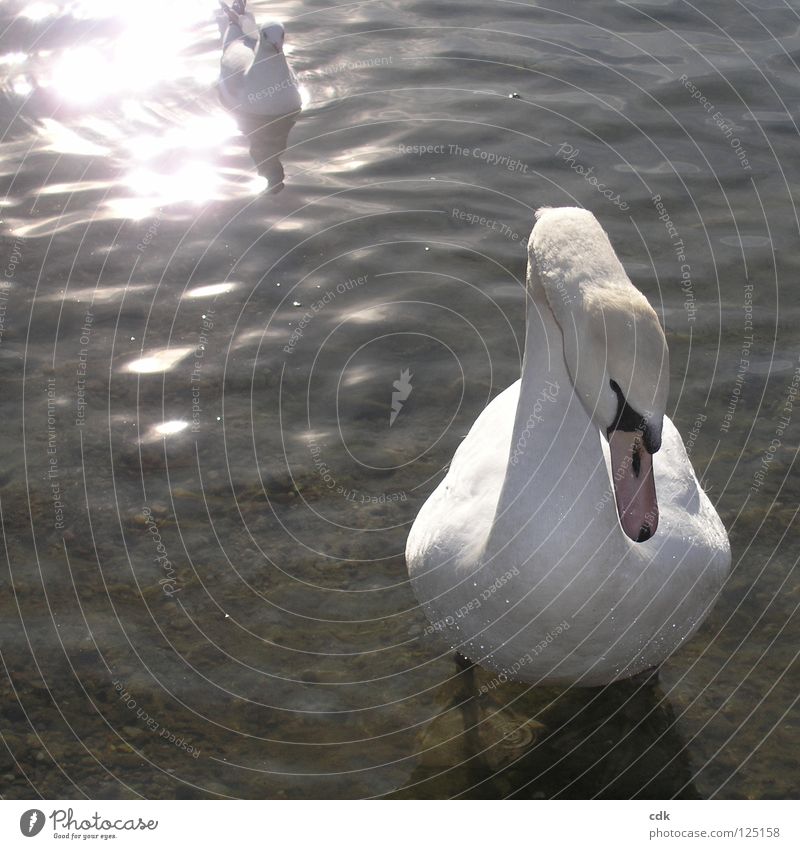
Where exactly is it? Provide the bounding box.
[407,380,519,577]
[655,416,731,563]
[443,381,518,500]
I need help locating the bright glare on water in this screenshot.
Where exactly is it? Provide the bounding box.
[0,0,798,800]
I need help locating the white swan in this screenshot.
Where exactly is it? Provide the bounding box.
[406,207,730,686]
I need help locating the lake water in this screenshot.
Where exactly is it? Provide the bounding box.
[1,0,798,799]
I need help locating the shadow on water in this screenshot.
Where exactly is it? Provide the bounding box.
[393,664,700,799]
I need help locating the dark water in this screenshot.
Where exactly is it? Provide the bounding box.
[0,0,798,799]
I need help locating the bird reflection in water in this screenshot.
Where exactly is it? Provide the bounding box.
[216,0,301,193]
[394,665,701,799]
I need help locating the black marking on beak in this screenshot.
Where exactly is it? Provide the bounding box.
[608,379,661,453]
[631,444,641,477]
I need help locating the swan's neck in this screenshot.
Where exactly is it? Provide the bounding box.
[520,278,571,388]
[482,281,619,566]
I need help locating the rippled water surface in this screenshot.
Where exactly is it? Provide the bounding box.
[1,0,799,798]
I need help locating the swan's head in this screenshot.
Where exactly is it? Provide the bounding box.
[259,21,286,52]
[530,207,669,542]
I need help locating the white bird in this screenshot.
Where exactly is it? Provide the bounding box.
[218,12,301,117]
[216,3,302,189]
[406,207,730,686]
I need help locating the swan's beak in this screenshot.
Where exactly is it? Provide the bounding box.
[608,427,659,542]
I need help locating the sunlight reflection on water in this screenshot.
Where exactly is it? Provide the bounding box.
[126,347,194,374]
[2,0,268,226]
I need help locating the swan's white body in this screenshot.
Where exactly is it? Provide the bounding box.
[406,208,730,686]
